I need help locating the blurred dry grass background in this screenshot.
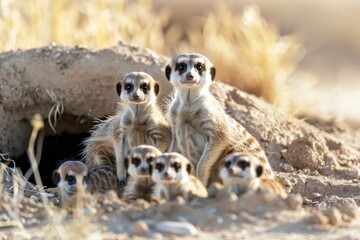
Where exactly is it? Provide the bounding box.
[1,0,359,119]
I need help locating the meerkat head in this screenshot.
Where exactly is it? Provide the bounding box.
[116,72,160,105]
[125,145,161,179]
[165,53,216,91]
[151,152,192,184]
[52,161,88,199]
[219,153,263,185]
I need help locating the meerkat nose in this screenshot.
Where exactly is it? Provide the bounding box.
[140,166,148,173]
[133,94,140,100]
[229,168,236,176]
[186,73,194,80]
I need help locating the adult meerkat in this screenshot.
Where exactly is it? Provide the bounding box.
[84,72,171,183]
[53,161,122,203]
[151,152,208,201]
[219,153,287,198]
[165,53,274,186]
[122,145,161,202]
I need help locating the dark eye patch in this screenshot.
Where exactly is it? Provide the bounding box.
[224,161,231,169]
[172,162,181,172]
[132,157,141,167]
[195,63,204,72]
[65,175,76,185]
[125,83,133,93]
[176,63,187,73]
[155,163,164,172]
[140,83,150,94]
[238,160,250,170]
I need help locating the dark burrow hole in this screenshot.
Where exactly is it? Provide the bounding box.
[15,132,90,188]
[9,114,95,188]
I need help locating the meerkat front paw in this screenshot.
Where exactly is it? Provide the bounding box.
[116,168,127,184]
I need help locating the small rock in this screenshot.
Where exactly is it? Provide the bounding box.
[302,197,312,205]
[312,193,321,199]
[308,212,329,225]
[352,179,359,183]
[281,163,294,173]
[155,221,198,236]
[230,214,238,221]
[317,202,327,209]
[106,206,113,213]
[286,194,303,210]
[311,170,319,176]
[100,215,109,222]
[323,208,343,225]
[131,220,150,236]
[283,179,292,188]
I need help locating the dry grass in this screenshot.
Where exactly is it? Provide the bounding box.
[0,115,104,239]
[0,0,311,111]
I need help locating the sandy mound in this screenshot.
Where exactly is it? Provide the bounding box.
[1,43,360,238]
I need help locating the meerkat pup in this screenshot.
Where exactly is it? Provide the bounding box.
[219,153,287,198]
[151,152,208,201]
[165,53,274,186]
[84,72,171,183]
[53,161,122,203]
[122,145,161,202]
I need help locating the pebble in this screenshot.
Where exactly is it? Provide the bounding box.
[283,179,292,188]
[281,163,294,173]
[312,193,321,199]
[352,179,359,183]
[100,215,110,222]
[131,220,150,236]
[317,202,327,209]
[302,197,312,205]
[323,208,343,225]
[308,212,329,225]
[155,221,198,236]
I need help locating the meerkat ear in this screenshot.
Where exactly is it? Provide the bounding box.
[210,66,216,81]
[256,165,263,177]
[116,82,122,96]
[186,163,192,175]
[154,83,160,96]
[165,65,172,81]
[52,170,61,185]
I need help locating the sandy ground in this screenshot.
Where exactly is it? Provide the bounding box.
[1,44,360,239]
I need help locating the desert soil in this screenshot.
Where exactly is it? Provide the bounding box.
[0,43,360,239]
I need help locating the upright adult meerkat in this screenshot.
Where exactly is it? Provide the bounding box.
[219,153,287,198]
[53,161,122,203]
[84,72,171,183]
[151,152,208,201]
[123,145,161,202]
[165,53,274,186]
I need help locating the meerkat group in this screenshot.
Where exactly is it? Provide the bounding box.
[54,52,285,205]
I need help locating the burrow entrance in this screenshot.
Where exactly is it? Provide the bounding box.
[12,114,94,188]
